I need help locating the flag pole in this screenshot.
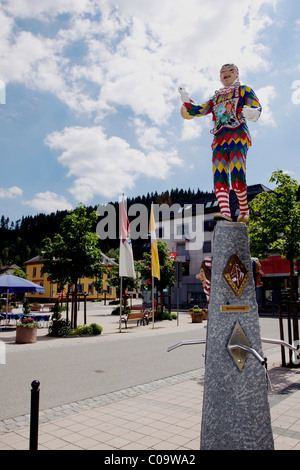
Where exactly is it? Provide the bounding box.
[119,275,123,333]
[119,193,124,333]
[151,202,154,329]
[150,202,160,330]
[6,288,9,327]
[152,276,154,329]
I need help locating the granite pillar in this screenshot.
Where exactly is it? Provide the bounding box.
[200,221,274,450]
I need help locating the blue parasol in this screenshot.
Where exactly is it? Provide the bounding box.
[0,274,44,326]
[0,274,45,293]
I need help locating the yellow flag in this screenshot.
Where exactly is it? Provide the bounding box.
[149,205,160,280]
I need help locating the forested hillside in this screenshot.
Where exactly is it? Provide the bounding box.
[0,187,212,268]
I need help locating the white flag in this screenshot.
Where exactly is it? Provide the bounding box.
[119,199,136,278]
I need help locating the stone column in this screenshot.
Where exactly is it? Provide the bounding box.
[200,221,274,450]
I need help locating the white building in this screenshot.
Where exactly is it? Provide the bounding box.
[156,184,270,308]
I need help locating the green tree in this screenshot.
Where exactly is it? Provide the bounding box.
[42,204,104,327]
[248,170,300,300]
[136,241,175,312]
[12,267,27,279]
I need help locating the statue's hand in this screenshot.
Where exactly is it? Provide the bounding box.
[178,86,191,104]
[242,105,260,122]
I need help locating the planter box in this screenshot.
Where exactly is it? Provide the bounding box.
[30,305,41,312]
[191,315,203,323]
[2,307,14,313]
[16,326,37,344]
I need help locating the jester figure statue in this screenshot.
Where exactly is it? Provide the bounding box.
[179,64,262,224]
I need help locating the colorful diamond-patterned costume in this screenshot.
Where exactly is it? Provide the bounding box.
[182,78,262,221]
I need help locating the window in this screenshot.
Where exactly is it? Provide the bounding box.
[32,267,36,278]
[176,223,189,236]
[39,282,43,295]
[176,243,186,255]
[77,283,84,294]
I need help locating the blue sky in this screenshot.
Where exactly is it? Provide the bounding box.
[0,0,300,223]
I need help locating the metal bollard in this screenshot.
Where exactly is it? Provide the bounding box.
[29,380,40,451]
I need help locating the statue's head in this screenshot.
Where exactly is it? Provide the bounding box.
[220,64,239,87]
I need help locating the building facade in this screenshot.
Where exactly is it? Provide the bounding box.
[24,255,117,302]
[155,184,296,309]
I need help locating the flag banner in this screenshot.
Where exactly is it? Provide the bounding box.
[149,205,160,280]
[119,199,136,278]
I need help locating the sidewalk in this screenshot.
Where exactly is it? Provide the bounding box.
[0,303,299,450]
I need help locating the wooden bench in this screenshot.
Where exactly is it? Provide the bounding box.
[131,306,145,312]
[121,308,146,328]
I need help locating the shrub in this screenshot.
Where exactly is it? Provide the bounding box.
[72,323,103,336]
[23,298,31,314]
[155,306,177,321]
[159,311,177,321]
[111,305,131,316]
[48,319,72,337]
[48,318,103,337]
[51,299,66,320]
[72,324,93,335]
[90,323,103,335]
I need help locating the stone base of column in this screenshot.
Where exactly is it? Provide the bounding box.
[200,221,274,450]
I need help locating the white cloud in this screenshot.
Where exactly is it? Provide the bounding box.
[0,186,23,199]
[23,191,73,213]
[181,118,206,141]
[256,85,276,126]
[0,0,283,214]
[132,118,167,150]
[45,125,183,203]
[3,0,95,19]
[0,0,280,122]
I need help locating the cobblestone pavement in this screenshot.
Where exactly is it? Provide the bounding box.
[0,305,299,450]
[0,353,299,450]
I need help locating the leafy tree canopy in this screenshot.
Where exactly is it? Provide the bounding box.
[248,170,300,299]
[249,170,300,261]
[42,204,104,287]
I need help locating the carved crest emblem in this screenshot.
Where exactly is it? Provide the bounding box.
[223,254,250,296]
